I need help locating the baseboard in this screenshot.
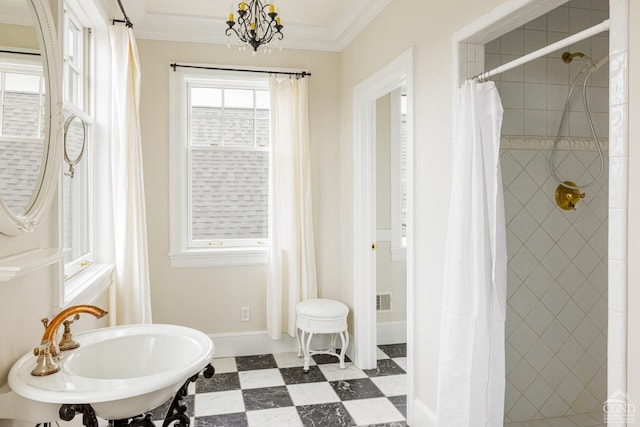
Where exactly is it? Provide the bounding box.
[412,398,437,427]
[208,329,366,372]
[208,330,343,358]
[208,331,298,358]
[376,321,407,345]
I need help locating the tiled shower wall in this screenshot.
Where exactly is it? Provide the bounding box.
[486,0,609,138]
[502,145,608,422]
[490,0,610,422]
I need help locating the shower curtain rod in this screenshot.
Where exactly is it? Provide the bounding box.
[474,18,610,81]
[112,0,133,28]
[0,49,40,56]
[170,63,312,79]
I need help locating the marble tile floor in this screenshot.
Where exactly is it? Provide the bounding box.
[144,343,408,427]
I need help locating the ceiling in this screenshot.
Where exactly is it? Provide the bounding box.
[126,0,392,51]
[0,0,33,25]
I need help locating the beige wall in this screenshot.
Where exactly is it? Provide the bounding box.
[136,40,341,333]
[338,0,514,416]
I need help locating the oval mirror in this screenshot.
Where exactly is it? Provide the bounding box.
[0,0,62,235]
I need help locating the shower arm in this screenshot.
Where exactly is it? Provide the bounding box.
[561,51,586,63]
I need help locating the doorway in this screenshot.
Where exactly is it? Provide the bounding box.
[375,87,408,346]
[352,48,414,423]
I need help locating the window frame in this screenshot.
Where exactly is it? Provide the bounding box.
[62,8,84,109]
[56,0,117,309]
[170,67,271,268]
[0,57,46,217]
[0,59,46,140]
[61,4,95,282]
[390,88,407,261]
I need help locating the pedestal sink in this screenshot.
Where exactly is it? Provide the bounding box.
[7,324,214,424]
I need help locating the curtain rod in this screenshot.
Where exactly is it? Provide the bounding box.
[170,63,311,79]
[474,18,610,81]
[0,49,40,56]
[112,0,133,28]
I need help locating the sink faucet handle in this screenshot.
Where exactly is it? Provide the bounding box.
[40,317,50,329]
[31,340,60,376]
[59,314,81,351]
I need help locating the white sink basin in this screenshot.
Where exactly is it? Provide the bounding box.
[8,324,214,420]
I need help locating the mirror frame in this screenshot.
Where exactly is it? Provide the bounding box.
[63,114,87,178]
[0,0,63,235]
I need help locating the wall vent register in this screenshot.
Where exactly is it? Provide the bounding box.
[376,293,392,312]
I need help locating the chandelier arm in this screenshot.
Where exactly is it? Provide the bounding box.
[225,26,248,43]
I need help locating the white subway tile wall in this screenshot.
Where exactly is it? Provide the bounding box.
[486,0,609,139]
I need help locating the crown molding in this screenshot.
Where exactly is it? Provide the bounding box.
[330,0,393,51]
[133,0,393,52]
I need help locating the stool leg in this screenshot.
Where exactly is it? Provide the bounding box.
[303,332,314,372]
[296,328,303,357]
[338,330,349,369]
[330,333,337,353]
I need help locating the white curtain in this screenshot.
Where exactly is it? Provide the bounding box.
[437,80,507,426]
[109,26,152,324]
[267,76,318,339]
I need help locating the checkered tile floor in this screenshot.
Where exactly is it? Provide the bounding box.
[146,343,407,427]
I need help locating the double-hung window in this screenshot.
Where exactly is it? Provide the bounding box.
[170,68,270,267]
[61,6,94,283]
[0,57,45,215]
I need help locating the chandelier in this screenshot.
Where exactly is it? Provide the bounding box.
[226,1,284,52]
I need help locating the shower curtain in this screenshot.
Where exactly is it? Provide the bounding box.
[109,26,152,324]
[437,80,507,426]
[267,77,318,339]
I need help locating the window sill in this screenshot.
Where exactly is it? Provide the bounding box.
[0,248,64,282]
[64,263,114,307]
[169,248,268,268]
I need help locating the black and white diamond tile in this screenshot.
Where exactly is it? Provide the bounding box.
[146,343,408,427]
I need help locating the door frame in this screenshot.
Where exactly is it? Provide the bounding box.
[352,47,414,422]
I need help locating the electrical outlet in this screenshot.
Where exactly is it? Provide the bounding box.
[241,306,250,322]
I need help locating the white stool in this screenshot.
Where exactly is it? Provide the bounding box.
[296,298,349,372]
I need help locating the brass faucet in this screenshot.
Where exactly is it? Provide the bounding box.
[31,305,108,376]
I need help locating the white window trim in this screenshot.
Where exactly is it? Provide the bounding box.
[56,0,114,308]
[64,263,113,307]
[389,88,406,261]
[61,3,95,283]
[169,66,273,268]
[62,8,85,109]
